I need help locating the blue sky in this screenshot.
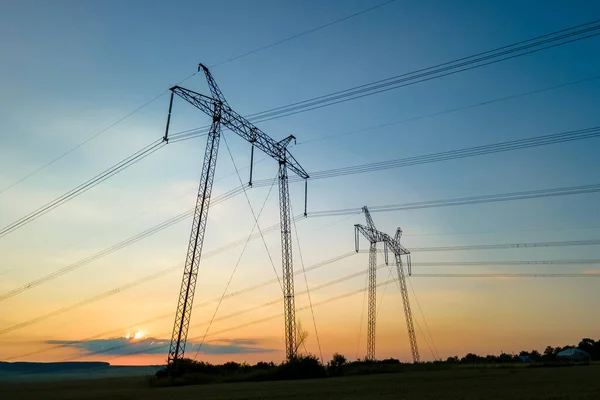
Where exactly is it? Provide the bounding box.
[0,0,599,364]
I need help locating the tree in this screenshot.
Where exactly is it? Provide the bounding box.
[578,338,600,360]
[461,353,482,364]
[330,353,347,367]
[543,346,556,361]
[328,353,347,376]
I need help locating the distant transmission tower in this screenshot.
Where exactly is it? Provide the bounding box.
[163,64,309,371]
[354,206,419,363]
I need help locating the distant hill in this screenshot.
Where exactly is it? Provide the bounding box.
[0,361,110,374]
[0,362,162,382]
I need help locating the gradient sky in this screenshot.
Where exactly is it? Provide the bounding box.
[1,0,600,366]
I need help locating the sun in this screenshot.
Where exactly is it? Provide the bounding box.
[125,330,146,340]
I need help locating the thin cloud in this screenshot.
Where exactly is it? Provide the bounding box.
[45,337,276,356]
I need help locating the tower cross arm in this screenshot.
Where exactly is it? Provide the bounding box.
[169,86,309,180]
[355,224,385,243]
[384,236,411,256]
[356,225,410,255]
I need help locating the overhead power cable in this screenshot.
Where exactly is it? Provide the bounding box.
[6,178,597,304]
[410,239,600,252]
[404,223,600,238]
[381,264,438,361]
[16,253,598,360]
[222,134,283,292]
[0,139,165,239]
[405,276,440,361]
[295,75,600,146]
[0,1,394,195]
[193,136,280,359]
[0,265,180,336]
[0,74,195,197]
[237,127,600,189]
[65,263,395,361]
[210,0,398,67]
[412,273,600,278]
[170,20,600,142]
[10,121,590,241]
[290,200,324,363]
[5,20,596,238]
[91,266,600,362]
[6,251,356,361]
[0,187,282,303]
[2,251,358,339]
[308,182,600,218]
[7,60,598,240]
[354,255,600,266]
[7,174,597,305]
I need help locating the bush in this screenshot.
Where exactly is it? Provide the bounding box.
[274,354,327,380]
[253,361,275,370]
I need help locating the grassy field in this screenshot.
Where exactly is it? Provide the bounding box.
[1,364,599,399]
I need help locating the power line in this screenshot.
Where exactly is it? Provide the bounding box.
[2,251,356,341]
[0,265,180,336]
[404,223,600,238]
[209,0,398,68]
[308,182,600,218]
[91,266,600,362]
[4,20,596,244]
[193,136,280,360]
[406,276,440,361]
[6,251,356,361]
[6,44,598,240]
[355,252,600,266]
[0,186,258,303]
[5,130,598,302]
[380,264,438,361]
[290,200,323,363]
[15,80,588,245]
[0,71,199,196]
[6,178,596,304]
[66,263,395,361]
[386,259,600,267]
[410,239,600,253]
[7,175,596,305]
[171,20,600,142]
[295,75,600,145]
[16,254,595,362]
[242,127,600,189]
[246,21,600,120]
[412,273,600,278]
[11,249,597,358]
[1,1,396,195]
[0,139,165,239]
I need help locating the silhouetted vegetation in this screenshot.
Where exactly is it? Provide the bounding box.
[153,337,600,387]
[441,337,600,365]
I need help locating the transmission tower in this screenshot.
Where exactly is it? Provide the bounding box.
[163,64,309,370]
[354,206,420,363]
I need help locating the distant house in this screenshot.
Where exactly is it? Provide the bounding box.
[518,355,533,362]
[556,348,591,362]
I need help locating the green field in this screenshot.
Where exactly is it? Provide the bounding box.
[2,364,600,399]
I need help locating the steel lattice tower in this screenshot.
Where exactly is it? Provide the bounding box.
[163,64,309,370]
[355,206,420,363]
[366,242,377,360]
[278,160,296,358]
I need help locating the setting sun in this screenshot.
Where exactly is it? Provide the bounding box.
[125,330,145,340]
